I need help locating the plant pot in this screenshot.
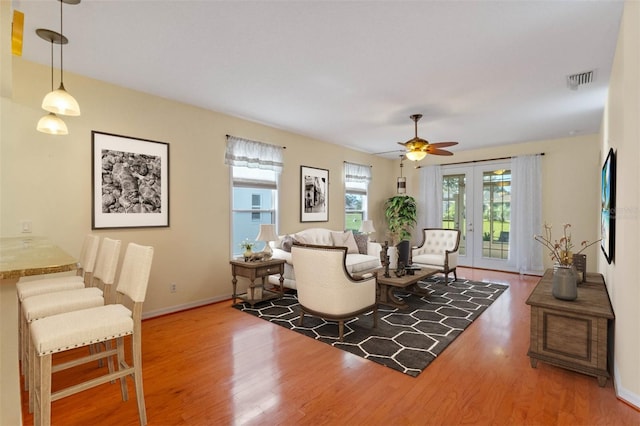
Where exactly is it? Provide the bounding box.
[552,265,578,301]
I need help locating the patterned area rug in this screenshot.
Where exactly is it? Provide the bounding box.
[233,277,508,377]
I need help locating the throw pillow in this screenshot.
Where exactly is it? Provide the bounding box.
[281,235,298,253]
[331,231,359,254]
[353,233,369,255]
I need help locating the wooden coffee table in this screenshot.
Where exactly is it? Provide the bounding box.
[374,267,439,309]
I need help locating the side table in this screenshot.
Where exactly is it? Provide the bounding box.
[526,270,614,386]
[230,258,285,306]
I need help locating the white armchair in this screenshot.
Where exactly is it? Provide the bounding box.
[412,228,461,283]
[291,244,378,341]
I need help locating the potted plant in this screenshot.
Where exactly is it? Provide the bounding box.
[384,195,417,267]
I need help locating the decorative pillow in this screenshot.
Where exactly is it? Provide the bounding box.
[353,233,369,255]
[281,235,298,253]
[331,231,359,254]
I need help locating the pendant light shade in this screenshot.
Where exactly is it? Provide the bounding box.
[42,82,80,116]
[37,112,68,135]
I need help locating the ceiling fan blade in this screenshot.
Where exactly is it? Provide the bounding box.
[430,141,458,148]
[426,148,454,156]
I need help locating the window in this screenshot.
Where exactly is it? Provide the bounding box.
[225,136,283,258]
[344,162,371,232]
[231,167,277,256]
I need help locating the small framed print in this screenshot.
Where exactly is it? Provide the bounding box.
[301,166,329,222]
[92,131,169,229]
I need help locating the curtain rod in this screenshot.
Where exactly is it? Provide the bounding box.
[416,152,544,168]
[225,134,286,149]
[343,161,372,168]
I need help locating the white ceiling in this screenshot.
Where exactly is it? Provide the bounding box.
[14,0,624,158]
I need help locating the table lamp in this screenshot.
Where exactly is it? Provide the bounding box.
[255,224,278,257]
[359,220,376,240]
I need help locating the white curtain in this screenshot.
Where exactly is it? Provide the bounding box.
[417,165,443,241]
[508,154,543,274]
[224,135,284,173]
[344,162,372,184]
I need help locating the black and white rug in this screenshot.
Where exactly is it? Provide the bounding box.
[233,277,508,377]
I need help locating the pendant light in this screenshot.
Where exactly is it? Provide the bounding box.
[41,0,81,117]
[397,156,407,194]
[36,29,68,135]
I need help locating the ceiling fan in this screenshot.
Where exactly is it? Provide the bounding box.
[396,114,458,161]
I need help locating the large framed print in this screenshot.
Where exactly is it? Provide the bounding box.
[301,166,329,222]
[600,148,615,264]
[92,131,170,229]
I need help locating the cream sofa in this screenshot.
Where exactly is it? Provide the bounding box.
[268,228,382,290]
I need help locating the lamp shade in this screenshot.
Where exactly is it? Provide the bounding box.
[255,224,278,255]
[42,82,81,116]
[36,112,68,135]
[360,220,375,234]
[405,149,427,162]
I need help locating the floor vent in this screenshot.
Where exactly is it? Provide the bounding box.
[567,70,596,90]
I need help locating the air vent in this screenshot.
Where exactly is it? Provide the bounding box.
[567,70,596,90]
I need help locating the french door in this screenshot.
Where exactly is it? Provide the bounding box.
[441,160,513,271]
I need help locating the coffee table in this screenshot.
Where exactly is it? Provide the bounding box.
[374,266,439,309]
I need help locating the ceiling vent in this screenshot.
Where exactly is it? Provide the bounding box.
[567,70,596,90]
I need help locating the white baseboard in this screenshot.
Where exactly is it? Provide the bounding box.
[613,362,640,409]
[142,295,230,320]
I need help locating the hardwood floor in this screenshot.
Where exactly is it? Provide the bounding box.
[20,268,640,425]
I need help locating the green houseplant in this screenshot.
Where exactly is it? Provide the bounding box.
[384,195,418,244]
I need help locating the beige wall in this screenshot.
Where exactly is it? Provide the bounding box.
[404,134,601,270]
[598,0,640,407]
[2,58,397,316]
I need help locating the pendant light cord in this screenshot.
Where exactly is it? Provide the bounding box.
[49,39,54,91]
[59,0,64,86]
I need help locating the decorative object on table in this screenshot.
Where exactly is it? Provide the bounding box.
[572,253,587,283]
[300,165,329,222]
[233,276,508,377]
[255,223,278,259]
[240,239,255,260]
[394,262,406,278]
[534,223,601,301]
[92,131,170,229]
[380,241,390,278]
[600,148,616,264]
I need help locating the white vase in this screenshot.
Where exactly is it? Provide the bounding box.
[387,246,398,269]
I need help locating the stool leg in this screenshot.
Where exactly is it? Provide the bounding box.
[116,337,129,401]
[133,333,147,426]
[35,353,52,426]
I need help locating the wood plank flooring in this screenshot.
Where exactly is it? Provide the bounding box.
[20,268,640,425]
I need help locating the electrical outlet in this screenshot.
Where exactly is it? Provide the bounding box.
[20,220,32,233]
[170,283,177,293]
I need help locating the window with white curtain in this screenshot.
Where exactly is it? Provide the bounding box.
[225,136,283,257]
[344,162,371,232]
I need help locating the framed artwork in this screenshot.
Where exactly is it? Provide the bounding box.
[301,166,329,222]
[92,131,170,229]
[600,148,615,264]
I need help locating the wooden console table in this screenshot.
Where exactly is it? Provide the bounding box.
[526,270,614,386]
[230,258,285,306]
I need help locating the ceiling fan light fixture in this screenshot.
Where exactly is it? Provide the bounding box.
[37,112,68,135]
[406,150,427,162]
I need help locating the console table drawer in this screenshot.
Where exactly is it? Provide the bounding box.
[255,264,283,277]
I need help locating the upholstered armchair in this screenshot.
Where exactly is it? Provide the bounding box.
[291,244,378,341]
[412,228,461,283]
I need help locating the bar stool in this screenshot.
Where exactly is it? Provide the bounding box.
[21,238,121,392]
[16,235,100,364]
[30,242,154,426]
